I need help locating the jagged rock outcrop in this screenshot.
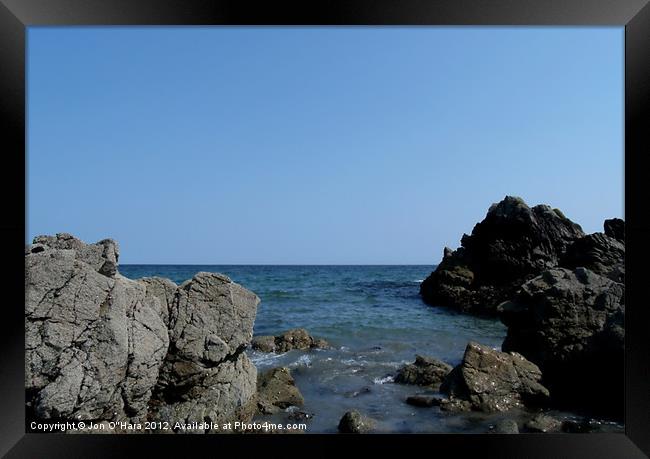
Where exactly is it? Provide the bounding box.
[394,355,452,390]
[251,328,329,353]
[560,225,625,283]
[337,410,374,434]
[25,233,260,433]
[420,196,585,315]
[604,218,624,241]
[501,267,624,418]
[256,367,304,414]
[439,342,550,412]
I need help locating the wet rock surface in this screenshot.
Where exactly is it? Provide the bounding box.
[338,410,374,433]
[251,328,329,353]
[256,367,304,414]
[395,355,453,390]
[25,233,260,433]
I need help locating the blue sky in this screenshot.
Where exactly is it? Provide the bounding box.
[27,27,623,264]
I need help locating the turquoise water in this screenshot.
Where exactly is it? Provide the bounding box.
[120,265,516,432]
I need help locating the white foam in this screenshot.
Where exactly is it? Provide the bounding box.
[248,351,284,367]
[290,354,312,368]
[373,375,394,385]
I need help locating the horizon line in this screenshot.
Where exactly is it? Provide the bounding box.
[119,263,438,267]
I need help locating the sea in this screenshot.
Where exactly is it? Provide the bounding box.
[119,264,618,433]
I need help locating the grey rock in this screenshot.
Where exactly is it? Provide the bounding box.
[501,267,624,418]
[439,342,550,412]
[256,367,304,414]
[26,233,260,433]
[338,410,374,434]
[395,355,453,389]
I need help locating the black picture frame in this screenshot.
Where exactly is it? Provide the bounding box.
[2,0,649,457]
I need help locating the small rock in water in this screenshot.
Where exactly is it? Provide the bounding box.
[395,355,453,389]
[251,328,329,353]
[405,394,444,408]
[345,387,371,398]
[524,413,563,433]
[338,410,375,434]
[257,367,304,414]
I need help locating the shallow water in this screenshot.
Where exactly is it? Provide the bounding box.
[120,265,619,433]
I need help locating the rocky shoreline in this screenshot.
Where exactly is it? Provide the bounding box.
[26,195,625,432]
[417,196,625,421]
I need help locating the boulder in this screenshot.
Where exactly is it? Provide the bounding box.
[394,355,453,389]
[337,410,374,434]
[420,196,584,316]
[501,267,624,418]
[25,233,260,433]
[439,342,550,412]
[251,328,329,353]
[256,367,304,414]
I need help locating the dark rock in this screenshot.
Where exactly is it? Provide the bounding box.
[251,328,329,353]
[501,267,624,418]
[488,419,520,434]
[524,413,562,433]
[337,410,374,434]
[406,394,444,407]
[251,335,276,353]
[256,367,304,414]
[25,233,260,433]
[287,409,314,422]
[420,196,584,316]
[395,355,453,389]
[560,232,624,282]
[439,342,550,412]
[604,218,624,241]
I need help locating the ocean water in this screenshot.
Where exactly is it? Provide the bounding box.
[119,265,600,433]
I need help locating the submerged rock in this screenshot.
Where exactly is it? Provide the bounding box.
[406,394,444,408]
[501,267,624,418]
[25,233,260,432]
[251,328,329,353]
[395,355,453,389]
[256,367,304,414]
[439,342,550,412]
[420,196,585,316]
[338,410,374,434]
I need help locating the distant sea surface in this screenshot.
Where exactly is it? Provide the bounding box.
[118,265,584,433]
